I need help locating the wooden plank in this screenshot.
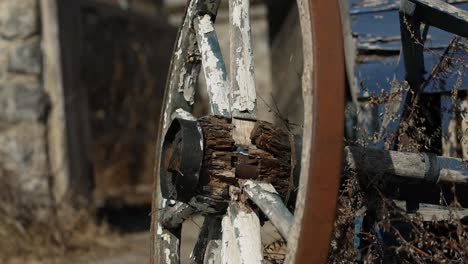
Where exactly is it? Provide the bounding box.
[344,146,468,184]
[400,0,426,91]
[243,180,293,240]
[394,200,468,221]
[194,14,231,117]
[229,0,257,118]
[408,0,468,37]
[41,0,71,202]
[40,0,95,204]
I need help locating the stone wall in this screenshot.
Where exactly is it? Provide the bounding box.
[0,0,51,220]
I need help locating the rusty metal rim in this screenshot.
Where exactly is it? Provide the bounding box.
[293,0,345,263]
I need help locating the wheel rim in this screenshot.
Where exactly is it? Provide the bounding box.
[289,0,344,263]
[150,0,345,263]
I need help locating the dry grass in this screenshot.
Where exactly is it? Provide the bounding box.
[328,170,468,263]
[0,166,121,264]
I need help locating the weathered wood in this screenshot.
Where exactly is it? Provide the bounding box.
[160,202,196,229]
[41,0,93,205]
[243,180,293,241]
[229,0,257,118]
[152,2,221,263]
[227,204,263,264]
[221,213,240,264]
[194,14,231,117]
[339,0,358,104]
[441,95,458,157]
[155,199,181,264]
[232,118,256,148]
[250,121,293,198]
[203,218,222,264]
[189,217,221,264]
[344,146,468,184]
[198,117,292,202]
[394,200,468,221]
[199,116,236,201]
[407,0,468,37]
[400,0,425,94]
[251,121,291,158]
[460,98,468,159]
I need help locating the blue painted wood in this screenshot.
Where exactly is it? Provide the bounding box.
[350,0,468,148]
[350,2,468,52]
[355,52,468,98]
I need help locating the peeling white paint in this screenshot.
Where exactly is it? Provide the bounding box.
[197,123,204,151]
[221,214,240,264]
[229,205,263,264]
[172,108,196,120]
[230,0,257,115]
[194,15,231,116]
[244,180,277,193]
[164,248,172,263]
[198,14,215,33]
[243,181,293,240]
[156,223,163,235]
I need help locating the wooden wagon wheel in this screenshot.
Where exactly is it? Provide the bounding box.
[150,0,344,263]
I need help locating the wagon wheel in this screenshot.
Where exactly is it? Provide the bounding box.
[150,0,344,263]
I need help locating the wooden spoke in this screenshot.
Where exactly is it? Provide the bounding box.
[221,213,241,264]
[229,0,257,118]
[188,217,221,264]
[152,2,221,264]
[243,180,294,240]
[155,198,181,264]
[193,14,231,117]
[203,219,222,264]
[221,204,263,264]
[160,202,197,230]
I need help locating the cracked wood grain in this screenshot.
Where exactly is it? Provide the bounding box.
[229,0,257,118]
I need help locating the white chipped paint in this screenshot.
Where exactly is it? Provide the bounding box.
[197,123,204,151]
[198,14,215,33]
[194,15,231,116]
[285,0,313,261]
[228,205,263,264]
[230,0,257,114]
[163,89,174,131]
[183,72,196,105]
[172,108,196,121]
[156,223,163,235]
[221,214,240,264]
[205,239,222,264]
[243,181,293,240]
[244,180,277,193]
[164,248,172,263]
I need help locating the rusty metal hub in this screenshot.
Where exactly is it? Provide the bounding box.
[160,117,203,202]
